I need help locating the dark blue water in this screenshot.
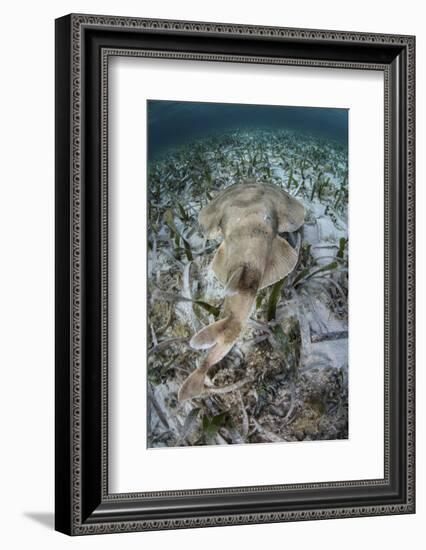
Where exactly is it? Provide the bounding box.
[147,100,348,160]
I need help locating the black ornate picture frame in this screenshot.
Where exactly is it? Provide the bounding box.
[55,14,415,535]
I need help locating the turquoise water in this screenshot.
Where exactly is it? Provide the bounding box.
[147,99,348,160]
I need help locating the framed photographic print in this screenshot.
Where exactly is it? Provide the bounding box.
[55,14,415,535]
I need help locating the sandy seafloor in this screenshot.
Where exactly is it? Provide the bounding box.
[147,129,349,448]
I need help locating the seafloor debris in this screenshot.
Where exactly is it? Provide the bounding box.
[147,129,348,447]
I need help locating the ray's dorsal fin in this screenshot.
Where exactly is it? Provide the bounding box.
[190,318,230,350]
[178,362,211,402]
[211,241,227,285]
[260,236,298,289]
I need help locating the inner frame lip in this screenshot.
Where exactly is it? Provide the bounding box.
[101,46,388,501]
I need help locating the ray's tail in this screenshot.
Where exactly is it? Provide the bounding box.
[178,266,260,401]
[178,317,242,402]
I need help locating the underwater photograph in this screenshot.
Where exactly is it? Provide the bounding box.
[147,99,349,448]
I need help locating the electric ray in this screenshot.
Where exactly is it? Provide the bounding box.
[178,181,304,402]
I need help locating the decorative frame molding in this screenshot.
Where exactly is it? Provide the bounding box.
[55,14,415,535]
